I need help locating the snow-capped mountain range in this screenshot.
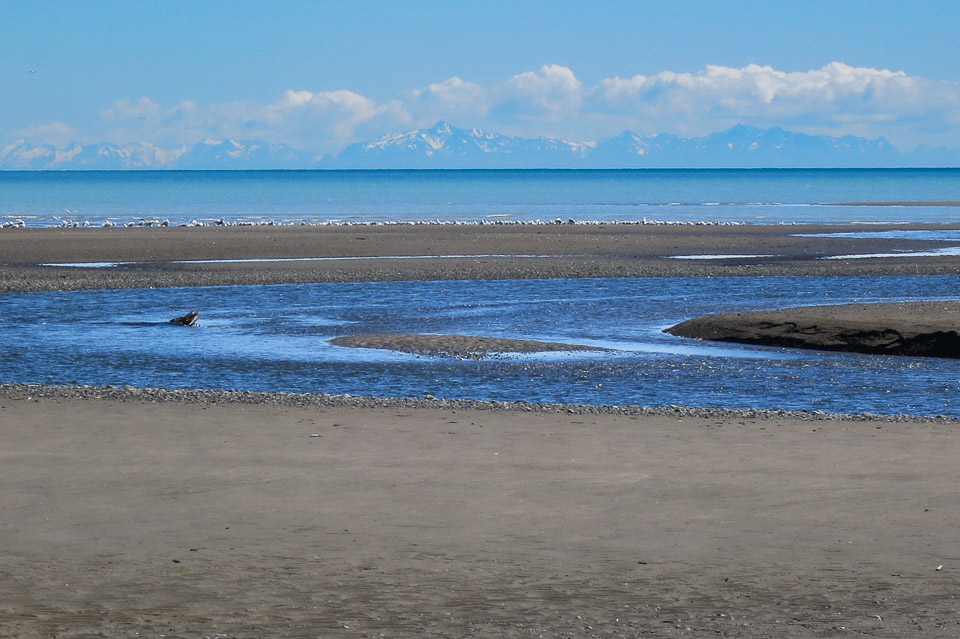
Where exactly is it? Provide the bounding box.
[2,122,957,169]
[0,138,314,170]
[330,120,596,169]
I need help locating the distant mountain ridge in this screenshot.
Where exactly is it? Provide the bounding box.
[0,139,315,170]
[330,120,596,169]
[2,122,957,169]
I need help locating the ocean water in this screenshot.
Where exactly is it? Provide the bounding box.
[3,275,960,417]
[4,169,960,415]
[2,168,960,227]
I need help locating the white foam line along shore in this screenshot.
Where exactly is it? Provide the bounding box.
[7,217,749,229]
[667,254,779,260]
[823,247,960,259]
[40,254,569,268]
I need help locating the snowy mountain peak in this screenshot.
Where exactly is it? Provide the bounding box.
[334,121,593,168]
[1,124,954,169]
[430,120,454,135]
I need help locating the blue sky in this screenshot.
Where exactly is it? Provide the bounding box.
[4,0,960,155]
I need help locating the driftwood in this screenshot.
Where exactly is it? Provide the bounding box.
[169,311,200,326]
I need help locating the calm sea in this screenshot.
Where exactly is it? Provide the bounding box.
[3,168,960,227]
[3,169,960,416]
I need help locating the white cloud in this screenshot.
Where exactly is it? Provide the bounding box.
[15,62,960,153]
[268,89,407,138]
[406,77,490,122]
[495,64,583,118]
[589,62,960,146]
[100,97,164,121]
[594,62,915,107]
[265,89,412,147]
[11,121,76,146]
[86,90,411,152]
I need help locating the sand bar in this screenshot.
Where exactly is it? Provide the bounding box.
[5,222,960,291]
[668,301,960,359]
[329,333,605,357]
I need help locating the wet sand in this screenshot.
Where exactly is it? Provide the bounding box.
[4,222,960,291]
[329,333,605,357]
[4,224,960,636]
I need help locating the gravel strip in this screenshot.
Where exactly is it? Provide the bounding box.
[2,383,954,423]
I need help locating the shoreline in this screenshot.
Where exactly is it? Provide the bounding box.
[6,222,960,635]
[833,200,960,206]
[4,382,954,422]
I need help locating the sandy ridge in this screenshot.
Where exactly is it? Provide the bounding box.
[4,222,960,291]
[328,332,606,357]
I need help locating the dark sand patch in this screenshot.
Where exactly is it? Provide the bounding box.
[330,332,605,358]
[667,301,960,358]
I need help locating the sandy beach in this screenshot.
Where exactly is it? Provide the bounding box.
[3,385,960,637]
[3,224,960,637]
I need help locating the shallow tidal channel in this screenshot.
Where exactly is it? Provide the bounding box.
[3,275,960,417]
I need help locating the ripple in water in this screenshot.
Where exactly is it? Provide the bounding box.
[2,275,959,416]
